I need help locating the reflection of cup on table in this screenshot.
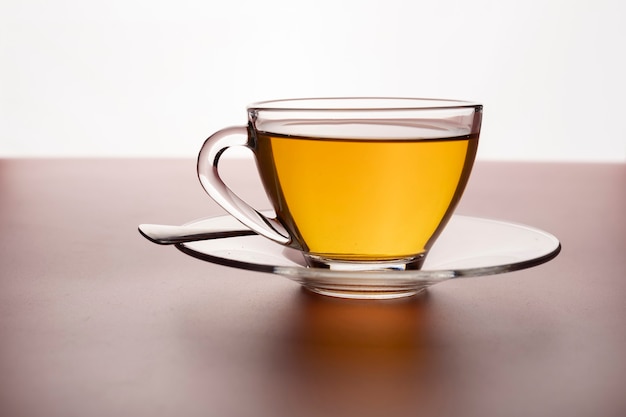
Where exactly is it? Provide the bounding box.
[198,98,482,272]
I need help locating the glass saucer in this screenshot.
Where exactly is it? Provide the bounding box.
[174,213,561,299]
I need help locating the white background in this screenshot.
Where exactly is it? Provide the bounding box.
[2,0,625,161]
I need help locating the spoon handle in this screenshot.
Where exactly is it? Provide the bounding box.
[138,223,256,245]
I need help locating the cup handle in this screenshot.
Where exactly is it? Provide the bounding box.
[197,126,291,245]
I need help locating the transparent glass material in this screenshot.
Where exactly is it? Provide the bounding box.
[197,98,483,271]
[175,213,561,299]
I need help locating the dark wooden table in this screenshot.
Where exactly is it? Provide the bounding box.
[1,158,624,417]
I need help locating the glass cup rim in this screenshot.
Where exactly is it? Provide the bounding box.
[248,97,482,112]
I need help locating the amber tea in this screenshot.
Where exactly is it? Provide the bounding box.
[255,129,478,266]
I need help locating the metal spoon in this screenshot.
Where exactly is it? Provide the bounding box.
[138,223,256,245]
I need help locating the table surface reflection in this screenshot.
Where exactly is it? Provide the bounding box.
[0,158,624,417]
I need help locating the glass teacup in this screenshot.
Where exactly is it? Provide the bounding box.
[198,98,482,271]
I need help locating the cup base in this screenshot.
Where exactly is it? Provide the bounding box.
[303,253,426,271]
[299,254,428,299]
